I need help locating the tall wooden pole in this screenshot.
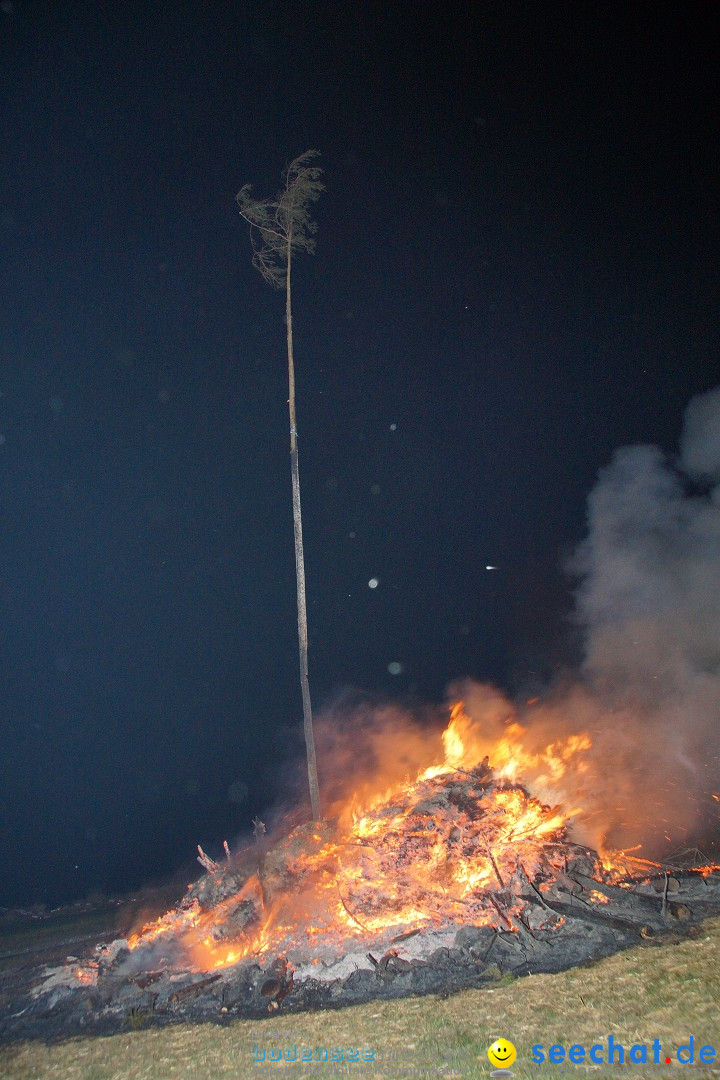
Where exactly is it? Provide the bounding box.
[285,232,321,820]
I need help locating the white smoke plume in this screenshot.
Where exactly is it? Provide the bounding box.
[460,384,720,855]
[560,383,720,852]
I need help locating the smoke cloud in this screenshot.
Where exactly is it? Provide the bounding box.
[313,386,720,858]
[563,383,720,851]
[457,384,720,855]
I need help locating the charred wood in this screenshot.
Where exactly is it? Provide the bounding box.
[169,973,222,1003]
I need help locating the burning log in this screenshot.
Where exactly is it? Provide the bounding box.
[169,973,222,1004]
[366,949,414,983]
[259,957,294,1010]
[260,977,282,998]
[390,928,422,943]
[484,842,506,889]
[131,971,164,990]
[196,845,219,874]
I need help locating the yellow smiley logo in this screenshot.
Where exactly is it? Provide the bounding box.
[488,1039,517,1070]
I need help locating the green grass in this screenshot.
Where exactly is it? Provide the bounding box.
[2,916,720,1078]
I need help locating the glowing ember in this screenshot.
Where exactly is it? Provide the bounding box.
[72,966,98,985]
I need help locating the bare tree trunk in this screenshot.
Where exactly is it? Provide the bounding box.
[285,236,321,820]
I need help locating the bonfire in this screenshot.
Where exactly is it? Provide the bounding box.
[118,702,717,982]
[10,700,718,1036]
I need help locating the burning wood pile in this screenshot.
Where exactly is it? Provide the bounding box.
[4,702,720,1039]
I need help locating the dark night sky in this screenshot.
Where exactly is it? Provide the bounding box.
[1,2,718,907]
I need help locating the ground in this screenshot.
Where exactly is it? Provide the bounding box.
[1,893,719,1079]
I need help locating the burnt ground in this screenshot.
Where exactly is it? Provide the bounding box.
[2,869,720,1045]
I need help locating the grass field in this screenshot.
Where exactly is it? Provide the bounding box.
[1,912,719,1079]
